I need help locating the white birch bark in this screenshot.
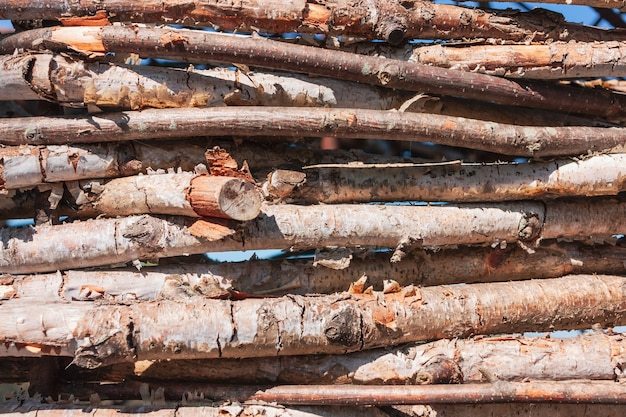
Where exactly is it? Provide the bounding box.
[0,52,407,111]
[287,154,626,203]
[125,332,626,384]
[0,275,625,367]
[2,199,625,274]
[1,241,623,302]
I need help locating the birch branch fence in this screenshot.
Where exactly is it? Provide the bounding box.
[1,1,626,416]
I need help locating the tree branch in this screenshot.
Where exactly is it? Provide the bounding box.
[3,107,626,157]
[1,275,626,365]
[3,199,626,274]
[0,1,621,43]
[55,380,626,404]
[282,154,626,203]
[2,26,624,118]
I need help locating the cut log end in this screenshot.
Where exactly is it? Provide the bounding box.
[189,175,262,221]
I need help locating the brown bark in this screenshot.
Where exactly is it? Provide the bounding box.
[1,241,625,300]
[2,52,603,127]
[0,52,408,111]
[3,107,626,157]
[1,275,625,366]
[4,27,624,119]
[408,41,626,80]
[3,199,626,274]
[0,1,620,43]
[286,154,626,203]
[56,381,626,404]
[77,332,626,384]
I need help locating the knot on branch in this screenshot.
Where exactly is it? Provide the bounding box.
[324,305,362,347]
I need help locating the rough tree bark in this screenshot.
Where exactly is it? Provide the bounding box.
[65,332,626,384]
[3,107,626,157]
[0,1,620,43]
[4,27,624,119]
[345,40,626,79]
[407,41,626,79]
[1,52,605,127]
[0,52,408,111]
[0,275,625,367]
[2,199,626,274]
[276,154,626,203]
[1,240,625,299]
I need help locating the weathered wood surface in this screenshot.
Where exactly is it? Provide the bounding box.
[0,275,625,367]
[0,52,408,111]
[62,332,625,384]
[0,1,620,43]
[4,27,624,119]
[2,241,624,299]
[284,154,626,203]
[2,199,625,274]
[3,107,626,157]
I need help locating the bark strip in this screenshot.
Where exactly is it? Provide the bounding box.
[1,275,625,365]
[290,154,626,203]
[3,107,626,157]
[3,199,626,274]
[0,1,620,43]
[3,27,625,119]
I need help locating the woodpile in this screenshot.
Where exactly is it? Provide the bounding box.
[1,1,626,416]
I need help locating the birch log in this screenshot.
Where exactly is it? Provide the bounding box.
[4,107,626,157]
[290,154,626,203]
[86,332,626,384]
[5,27,624,119]
[69,173,262,220]
[1,241,624,301]
[3,199,626,274]
[1,275,625,366]
[0,1,619,43]
[1,53,602,127]
[0,53,407,111]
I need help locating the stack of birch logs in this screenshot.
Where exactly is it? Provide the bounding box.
[1,1,626,416]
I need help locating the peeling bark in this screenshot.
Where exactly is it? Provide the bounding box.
[408,41,626,79]
[1,240,625,300]
[290,154,626,203]
[0,1,621,43]
[3,199,626,274]
[72,332,626,384]
[73,173,262,221]
[1,275,625,365]
[0,52,408,111]
[3,27,625,119]
[4,107,626,157]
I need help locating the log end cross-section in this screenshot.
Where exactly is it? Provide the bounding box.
[188,175,262,221]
